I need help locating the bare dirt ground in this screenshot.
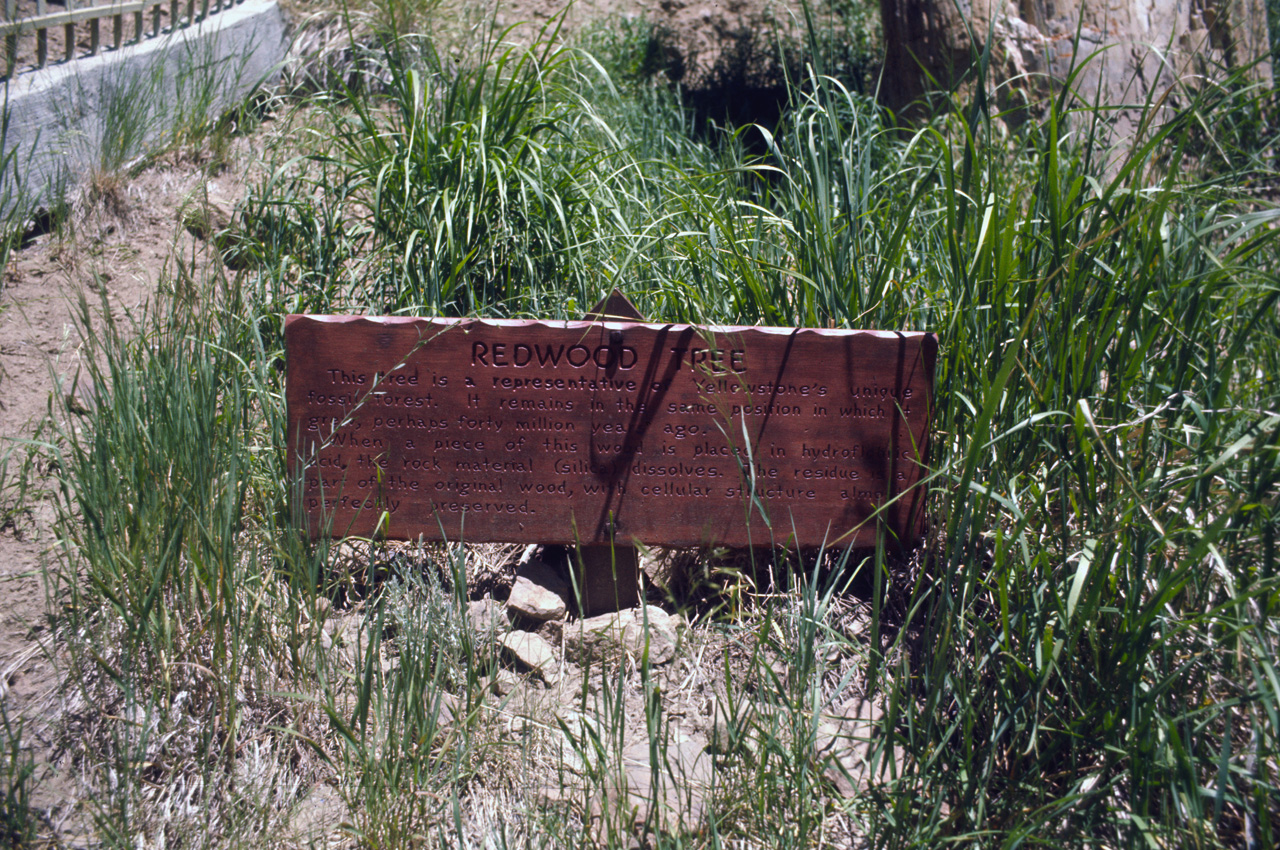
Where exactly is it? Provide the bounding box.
[0,151,246,832]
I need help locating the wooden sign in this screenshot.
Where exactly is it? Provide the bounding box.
[285,315,935,548]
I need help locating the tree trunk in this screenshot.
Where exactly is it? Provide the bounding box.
[880,0,1272,121]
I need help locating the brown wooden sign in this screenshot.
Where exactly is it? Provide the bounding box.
[285,315,935,548]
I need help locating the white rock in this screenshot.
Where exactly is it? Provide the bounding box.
[564,605,681,666]
[430,691,461,726]
[815,696,887,798]
[467,597,506,635]
[506,559,570,622]
[499,631,559,684]
[619,732,713,830]
[489,669,523,696]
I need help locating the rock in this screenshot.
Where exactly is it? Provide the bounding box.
[499,631,559,685]
[881,0,1272,132]
[506,558,570,623]
[817,715,858,799]
[313,597,333,622]
[552,710,598,776]
[305,602,346,653]
[181,198,252,269]
[489,669,523,697]
[181,198,231,243]
[814,696,887,799]
[431,691,461,726]
[467,596,506,636]
[706,698,740,756]
[564,606,681,667]
[322,613,351,648]
[638,547,696,597]
[534,617,564,645]
[556,709,599,745]
[618,732,713,831]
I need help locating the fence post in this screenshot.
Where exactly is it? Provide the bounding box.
[3,0,16,77]
[113,7,122,50]
[64,0,75,63]
[36,0,47,67]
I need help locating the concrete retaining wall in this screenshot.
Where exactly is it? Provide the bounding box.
[2,0,287,213]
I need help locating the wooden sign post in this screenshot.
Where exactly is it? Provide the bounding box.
[285,303,936,609]
[575,291,648,613]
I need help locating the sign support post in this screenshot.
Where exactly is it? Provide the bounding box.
[574,290,646,615]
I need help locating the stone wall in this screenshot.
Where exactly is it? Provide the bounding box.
[3,0,287,214]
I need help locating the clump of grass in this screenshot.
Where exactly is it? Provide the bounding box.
[844,67,1280,850]
[230,158,367,313]
[316,19,603,315]
[0,706,37,848]
[0,86,30,283]
[326,553,507,845]
[55,30,268,225]
[45,268,340,844]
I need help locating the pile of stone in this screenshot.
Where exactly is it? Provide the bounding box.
[457,545,889,828]
[467,545,684,694]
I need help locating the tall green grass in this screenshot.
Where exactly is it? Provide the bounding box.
[44,270,343,844]
[0,84,30,286]
[854,82,1280,849]
[316,22,594,315]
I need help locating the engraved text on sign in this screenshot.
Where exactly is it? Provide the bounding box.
[285,316,936,547]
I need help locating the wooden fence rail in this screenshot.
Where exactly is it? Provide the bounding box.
[1,0,245,77]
